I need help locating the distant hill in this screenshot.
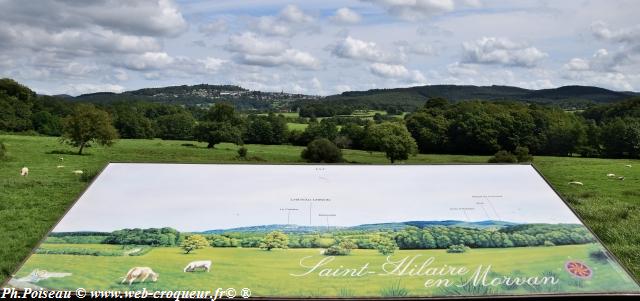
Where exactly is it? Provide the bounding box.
[310,85,638,111]
[200,220,518,234]
[59,83,637,111]
[68,84,321,110]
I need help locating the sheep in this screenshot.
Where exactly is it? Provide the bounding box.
[72,170,83,175]
[20,167,29,176]
[568,181,583,186]
[607,173,616,177]
[625,164,632,168]
[57,165,65,168]
[617,176,625,181]
[59,157,64,161]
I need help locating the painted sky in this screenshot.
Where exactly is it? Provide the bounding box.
[52,164,582,232]
[1,0,638,96]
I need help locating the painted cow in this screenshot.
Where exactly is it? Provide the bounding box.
[183,260,212,272]
[121,267,159,285]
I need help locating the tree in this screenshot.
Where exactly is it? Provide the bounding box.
[31,111,62,136]
[180,234,209,254]
[301,138,344,163]
[60,104,118,155]
[194,103,244,148]
[298,119,339,145]
[372,235,398,255]
[601,117,640,158]
[405,112,449,153]
[260,231,289,251]
[112,105,156,139]
[365,122,418,163]
[156,112,196,140]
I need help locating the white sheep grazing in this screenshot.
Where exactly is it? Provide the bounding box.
[57,165,65,168]
[568,181,583,186]
[617,176,625,180]
[72,170,83,175]
[625,164,632,168]
[607,173,616,177]
[20,167,29,176]
[59,157,64,161]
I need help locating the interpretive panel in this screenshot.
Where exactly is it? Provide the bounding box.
[6,164,640,298]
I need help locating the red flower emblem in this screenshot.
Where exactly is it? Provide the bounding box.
[565,261,592,279]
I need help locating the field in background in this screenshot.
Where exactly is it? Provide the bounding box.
[15,244,636,296]
[0,134,638,283]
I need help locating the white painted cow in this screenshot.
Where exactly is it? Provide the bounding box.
[183,260,212,272]
[121,267,159,285]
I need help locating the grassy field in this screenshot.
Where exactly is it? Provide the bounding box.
[14,243,638,296]
[287,122,309,131]
[0,134,639,284]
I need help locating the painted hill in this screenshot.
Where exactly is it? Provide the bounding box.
[200,220,518,234]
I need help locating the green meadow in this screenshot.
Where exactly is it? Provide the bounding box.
[14,243,638,297]
[0,134,639,285]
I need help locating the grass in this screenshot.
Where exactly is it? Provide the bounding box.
[287,122,308,131]
[0,134,639,284]
[13,244,638,296]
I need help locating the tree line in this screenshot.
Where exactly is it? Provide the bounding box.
[2,78,639,159]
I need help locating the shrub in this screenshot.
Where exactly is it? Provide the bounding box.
[543,240,555,247]
[237,146,248,159]
[79,169,99,182]
[446,244,470,253]
[301,138,343,163]
[589,249,609,263]
[488,150,518,163]
[324,245,350,256]
[324,240,357,256]
[514,146,533,162]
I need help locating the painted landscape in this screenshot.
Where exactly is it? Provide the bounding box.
[7,164,640,297]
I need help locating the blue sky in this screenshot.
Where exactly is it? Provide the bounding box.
[53,164,581,232]
[0,0,638,95]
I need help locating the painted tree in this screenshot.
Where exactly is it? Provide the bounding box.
[180,234,209,254]
[60,104,118,155]
[259,231,289,251]
[372,235,398,256]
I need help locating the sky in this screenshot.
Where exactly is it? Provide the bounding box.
[52,164,582,232]
[0,0,638,96]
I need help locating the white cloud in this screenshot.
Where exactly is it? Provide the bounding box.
[447,62,477,76]
[330,8,362,24]
[591,21,640,44]
[279,5,314,24]
[369,63,426,83]
[238,49,320,69]
[462,37,547,68]
[199,19,228,36]
[249,4,315,37]
[199,57,228,72]
[564,58,590,71]
[363,0,455,21]
[331,36,403,63]
[225,32,287,56]
[123,52,175,71]
[226,32,319,69]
